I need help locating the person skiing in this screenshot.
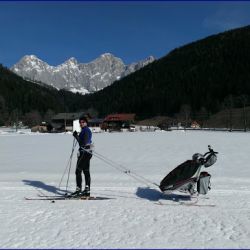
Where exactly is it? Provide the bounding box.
[71,116,93,197]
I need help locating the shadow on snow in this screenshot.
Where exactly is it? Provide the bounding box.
[136,187,191,202]
[22,179,67,195]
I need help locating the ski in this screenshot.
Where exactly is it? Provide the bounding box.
[37,194,68,198]
[25,196,113,201]
[25,196,66,201]
[155,201,216,207]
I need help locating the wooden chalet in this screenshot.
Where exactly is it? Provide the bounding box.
[101,113,136,131]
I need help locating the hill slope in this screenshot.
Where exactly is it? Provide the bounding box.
[0,65,83,125]
[79,25,250,119]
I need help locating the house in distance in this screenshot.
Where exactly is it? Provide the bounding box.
[101,113,136,132]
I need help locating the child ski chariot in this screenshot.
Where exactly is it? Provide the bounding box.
[158,145,218,205]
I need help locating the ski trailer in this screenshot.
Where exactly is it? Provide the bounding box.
[159,145,218,196]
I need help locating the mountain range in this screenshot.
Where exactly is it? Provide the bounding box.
[11,54,155,94]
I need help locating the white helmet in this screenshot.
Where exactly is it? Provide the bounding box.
[192,153,205,163]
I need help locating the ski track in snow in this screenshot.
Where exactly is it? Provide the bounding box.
[0,130,250,248]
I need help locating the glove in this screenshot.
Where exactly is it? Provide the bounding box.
[73,130,78,137]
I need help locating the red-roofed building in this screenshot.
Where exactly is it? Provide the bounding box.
[191,121,201,129]
[101,113,136,131]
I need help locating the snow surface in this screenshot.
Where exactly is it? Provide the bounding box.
[0,130,250,248]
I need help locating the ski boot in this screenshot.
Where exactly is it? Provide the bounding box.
[80,186,90,198]
[69,187,82,198]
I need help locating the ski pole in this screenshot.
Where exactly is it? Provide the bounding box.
[58,138,77,190]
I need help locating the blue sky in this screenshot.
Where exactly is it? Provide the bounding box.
[1,1,250,67]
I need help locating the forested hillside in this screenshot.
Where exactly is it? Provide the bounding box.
[0,65,83,126]
[79,25,250,121]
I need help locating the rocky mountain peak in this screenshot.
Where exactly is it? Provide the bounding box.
[64,57,78,65]
[11,53,156,94]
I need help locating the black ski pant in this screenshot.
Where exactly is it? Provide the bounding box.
[75,150,92,190]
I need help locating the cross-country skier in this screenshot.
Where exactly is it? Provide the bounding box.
[71,116,92,197]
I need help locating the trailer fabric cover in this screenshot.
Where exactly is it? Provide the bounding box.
[160,160,200,191]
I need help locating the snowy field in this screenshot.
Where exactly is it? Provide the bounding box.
[0,129,250,248]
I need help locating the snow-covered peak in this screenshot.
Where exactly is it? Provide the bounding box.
[23,54,39,61]
[94,53,123,63]
[11,55,51,74]
[57,57,79,70]
[21,55,47,64]
[121,55,156,77]
[63,57,78,66]
[145,55,155,62]
[101,53,114,58]
[11,53,156,94]
[18,55,47,66]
